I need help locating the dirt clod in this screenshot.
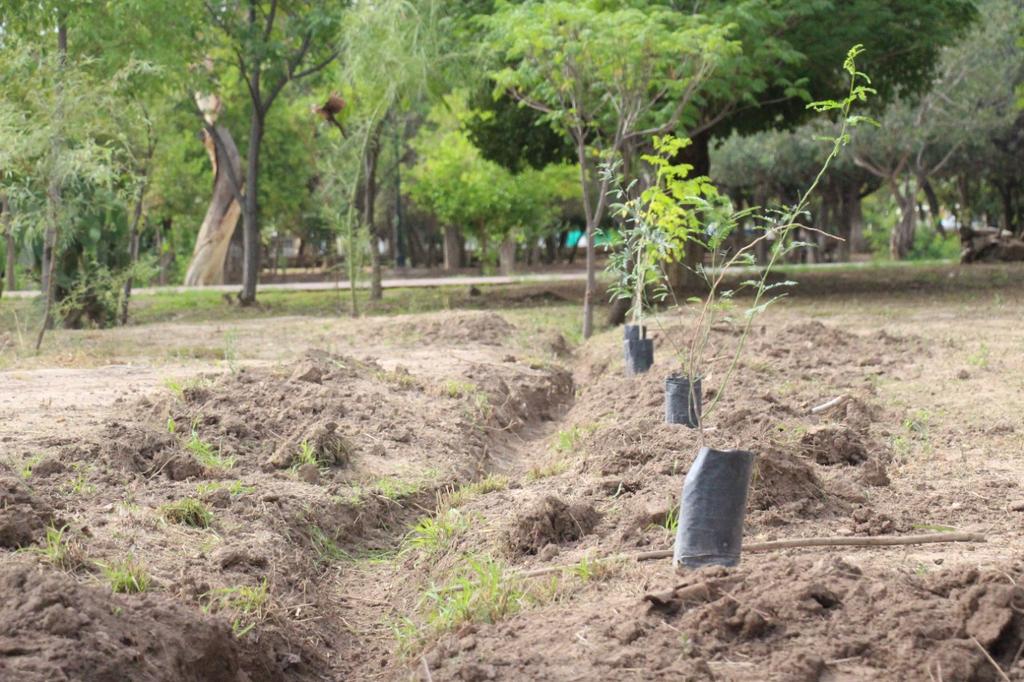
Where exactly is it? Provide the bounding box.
[0,563,273,682]
[504,496,600,555]
[800,425,869,465]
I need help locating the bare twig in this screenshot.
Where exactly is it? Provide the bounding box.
[810,394,850,415]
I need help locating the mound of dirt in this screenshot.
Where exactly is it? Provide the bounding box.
[644,557,1024,681]
[0,474,54,549]
[100,422,178,476]
[0,562,274,682]
[749,451,841,516]
[391,311,517,347]
[433,556,1024,681]
[799,425,869,465]
[504,496,600,556]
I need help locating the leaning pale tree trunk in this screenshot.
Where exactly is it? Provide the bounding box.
[185,96,243,286]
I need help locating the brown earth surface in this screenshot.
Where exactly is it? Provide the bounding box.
[2,288,1023,681]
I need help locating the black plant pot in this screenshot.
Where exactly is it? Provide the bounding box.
[674,447,756,568]
[623,324,654,376]
[665,375,701,428]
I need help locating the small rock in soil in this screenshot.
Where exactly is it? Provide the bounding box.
[859,458,891,487]
[297,463,320,484]
[1009,500,1024,512]
[290,363,324,384]
[537,543,559,561]
[203,487,231,508]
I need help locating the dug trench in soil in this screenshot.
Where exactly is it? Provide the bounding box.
[0,311,576,681]
[409,317,1023,681]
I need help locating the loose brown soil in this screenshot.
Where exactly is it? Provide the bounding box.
[3,285,1024,681]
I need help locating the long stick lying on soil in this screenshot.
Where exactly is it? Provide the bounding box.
[515,532,986,582]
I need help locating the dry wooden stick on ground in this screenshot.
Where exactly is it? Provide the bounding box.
[810,394,850,414]
[514,531,987,581]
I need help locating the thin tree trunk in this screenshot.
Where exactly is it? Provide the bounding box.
[498,237,516,277]
[119,184,146,326]
[363,122,383,300]
[239,113,264,305]
[157,217,172,285]
[890,177,918,260]
[442,226,460,271]
[1,195,14,296]
[37,17,68,349]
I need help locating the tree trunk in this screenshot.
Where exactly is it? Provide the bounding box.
[1,195,13,296]
[890,178,918,260]
[41,19,67,303]
[238,113,264,305]
[184,125,243,285]
[498,238,516,277]
[920,176,943,237]
[443,226,460,271]
[362,122,383,300]
[119,188,145,326]
[157,217,172,286]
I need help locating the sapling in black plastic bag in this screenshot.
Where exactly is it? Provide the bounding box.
[638,46,877,567]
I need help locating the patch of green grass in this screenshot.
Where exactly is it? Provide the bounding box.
[394,555,524,657]
[98,557,151,594]
[196,480,255,497]
[308,525,353,564]
[402,509,470,556]
[902,409,931,435]
[185,432,235,471]
[375,368,420,390]
[292,440,319,468]
[439,474,508,510]
[166,416,177,434]
[441,379,478,399]
[63,463,95,496]
[553,423,598,453]
[661,506,679,533]
[223,330,240,373]
[967,342,990,368]
[10,453,44,480]
[163,376,212,400]
[161,498,214,528]
[21,525,84,570]
[202,579,270,638]
[370,476,427,501]
[571,554,618,582]
[527,459,569,481]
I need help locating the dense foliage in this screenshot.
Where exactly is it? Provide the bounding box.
[0,0,1019,336]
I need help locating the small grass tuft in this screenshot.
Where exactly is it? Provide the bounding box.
[439,474,509,511]
[202,579,270,638]
[441,379,478,398]
[527,459,569,481]
[394,555,524,657]
[196,480,255,497]
[161,498,214,528]
[403,509,470,556]
[98,557,151,593]
[22,525,85,570]
[186,432,235,471]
